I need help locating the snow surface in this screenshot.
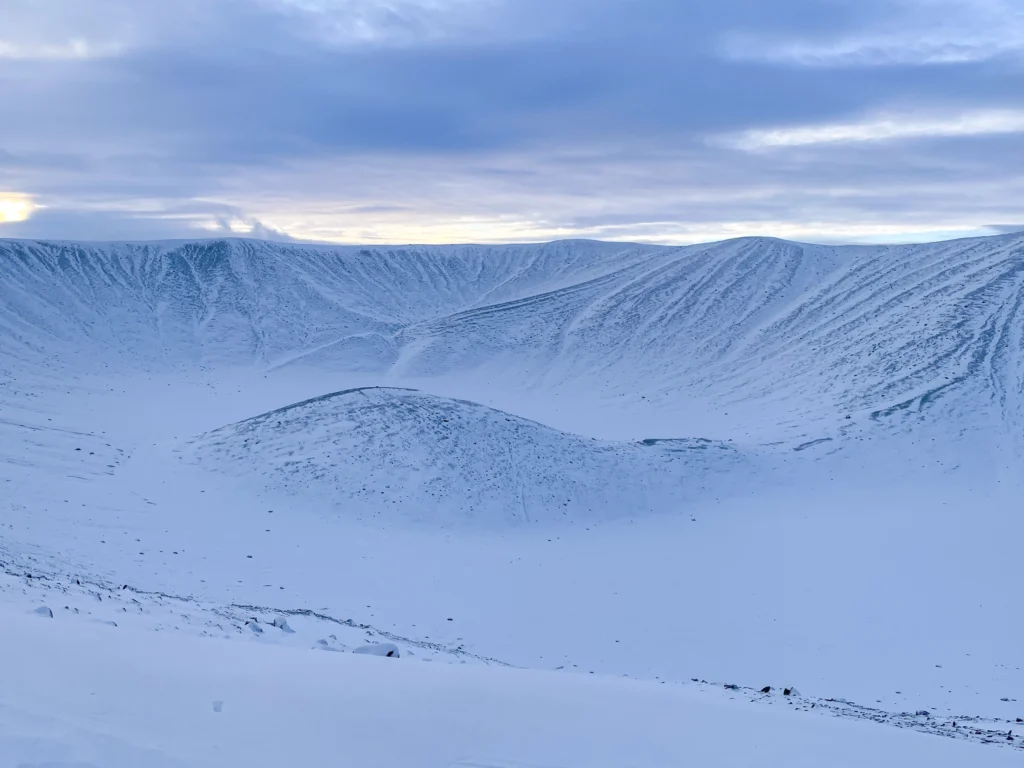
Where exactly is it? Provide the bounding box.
[2,234,1023,764]
[1,613,1020,768]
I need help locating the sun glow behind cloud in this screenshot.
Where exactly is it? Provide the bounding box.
[0,194,38,224]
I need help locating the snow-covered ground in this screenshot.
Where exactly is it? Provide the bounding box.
[6,611,1020,768]
[2,235,1022,764]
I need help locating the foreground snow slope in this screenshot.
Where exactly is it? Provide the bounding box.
[1,611,1017,768]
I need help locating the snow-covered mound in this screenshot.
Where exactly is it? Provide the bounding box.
[185,387,751,527]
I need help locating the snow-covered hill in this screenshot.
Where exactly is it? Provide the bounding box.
[185,386,753,527]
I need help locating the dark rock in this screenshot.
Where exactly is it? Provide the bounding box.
[760,686,771,694]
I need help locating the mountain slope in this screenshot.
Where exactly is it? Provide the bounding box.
[4,233,1022,446]
[0,237,662,376]
[395,234,1024,440]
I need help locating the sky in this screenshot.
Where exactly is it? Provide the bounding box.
[0,0,1022,245]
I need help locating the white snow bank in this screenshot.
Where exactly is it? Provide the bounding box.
[353,642,400,658]
[0,613,1016,768]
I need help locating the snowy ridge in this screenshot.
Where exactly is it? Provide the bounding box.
[0,237,657,375]
[3,233,1023,445]
[185,386,752,527]
[396,234,1024,441]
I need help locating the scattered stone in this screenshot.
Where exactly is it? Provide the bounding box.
[784,687,801,697]
[724,684,740,691]
[760,686,771,694]
[33,606,53,618]
[916,710,930,717]
[353,643,400,658]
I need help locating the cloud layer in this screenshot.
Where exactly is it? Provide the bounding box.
[1,0,1022,243]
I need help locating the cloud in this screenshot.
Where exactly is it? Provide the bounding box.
[720,0,1024,68]
[0,40,123,60]
[0,200,297,242]
[1,0,1023,244]
[724,109,1024,150]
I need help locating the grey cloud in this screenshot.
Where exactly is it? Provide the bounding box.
[2,0,1023,242]
[0,201,295,242]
